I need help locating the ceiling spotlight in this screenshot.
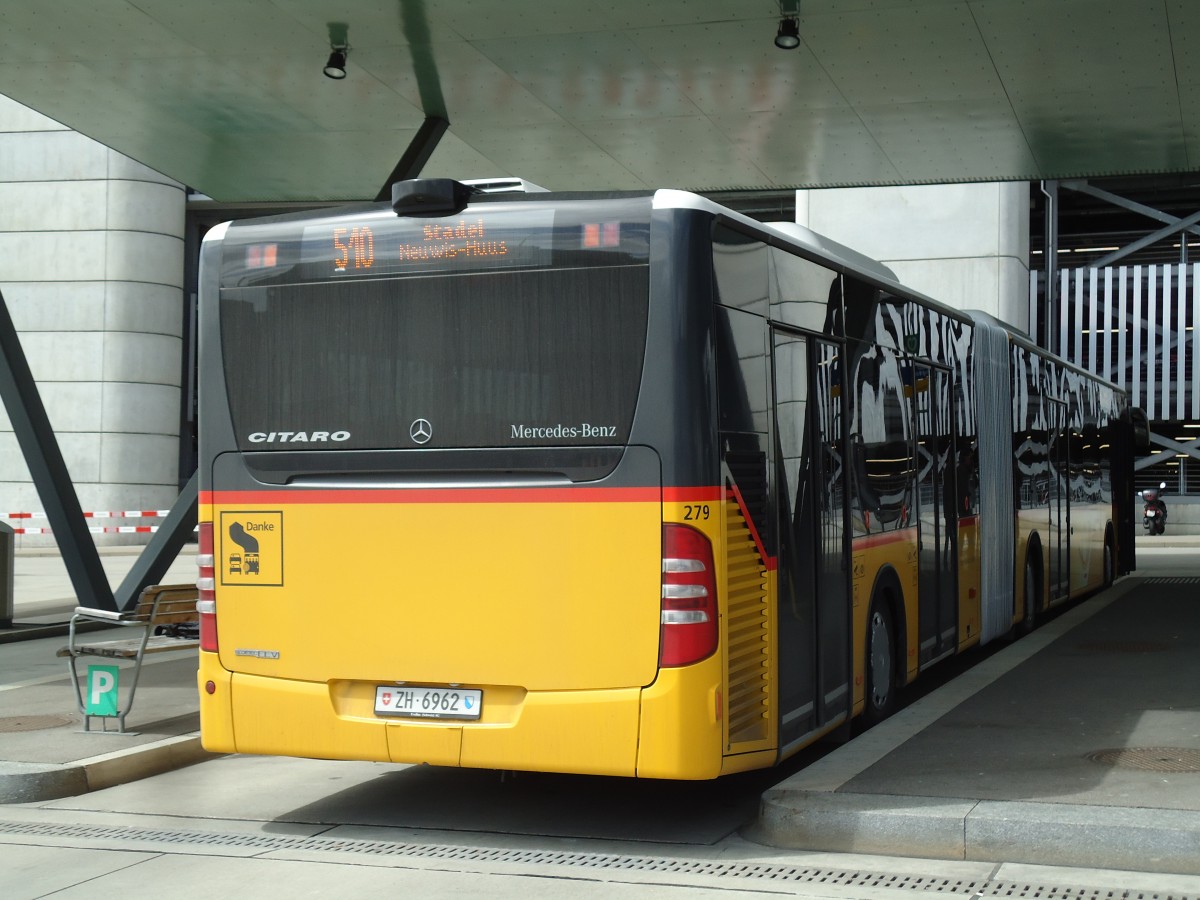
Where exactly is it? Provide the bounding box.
[323,46,348,79]
[774,17,800,50]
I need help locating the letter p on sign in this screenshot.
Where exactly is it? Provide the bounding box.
[86,665,120,716]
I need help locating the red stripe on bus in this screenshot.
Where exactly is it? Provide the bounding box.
[663,487,723,502]
[725,481,778,571]
[200,486,675,505]
[852,527,918,550]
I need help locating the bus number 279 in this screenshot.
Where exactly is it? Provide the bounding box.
[683,505,710,521]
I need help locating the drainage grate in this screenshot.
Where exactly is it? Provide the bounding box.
[0,714,74,733]
[0,820,1196,898]
[1141,577,1200,585]
[1087,747,1200,773]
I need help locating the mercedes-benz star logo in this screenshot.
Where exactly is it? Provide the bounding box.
[409,418,432,444]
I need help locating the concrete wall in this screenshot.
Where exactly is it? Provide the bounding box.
[796,182,1031,332]
[0,94,186,546]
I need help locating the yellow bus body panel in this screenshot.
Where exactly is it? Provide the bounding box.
[956,517,982,648]
[201,492,731,776]
[197,650,234,751]
[456,686,641,775]
[211,496,661,691]
[1014,511,1042,624]
[637,654,724,780]
[201,491,762,777]
[204,654,647,774]
[206,663,688,776]
[1069,503,1109,596]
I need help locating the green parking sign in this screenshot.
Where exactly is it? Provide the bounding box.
[86,665,120,716]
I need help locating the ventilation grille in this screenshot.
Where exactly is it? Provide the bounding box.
[724,487,770,748]
[724,451,768,538]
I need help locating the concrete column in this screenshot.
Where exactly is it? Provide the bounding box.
[796,182,1030,331]
[0,94,185,546]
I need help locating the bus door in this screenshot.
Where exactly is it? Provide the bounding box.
[1047,398,1070,601]
[915,364,957,667]
[772,331,852,748]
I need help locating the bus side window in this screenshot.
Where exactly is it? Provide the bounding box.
[851,433,880,524]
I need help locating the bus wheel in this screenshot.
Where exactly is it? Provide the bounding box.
[1103,537,1114,588]
[863,599,897,725]
[1021,556,1038,634]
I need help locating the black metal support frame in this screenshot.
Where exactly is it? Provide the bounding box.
[373,2,450,203]
[0,287,197,614]
[0,288,115,611]
[374,115,450,203]
[114,470,198,609]
[1062,179,1200,268]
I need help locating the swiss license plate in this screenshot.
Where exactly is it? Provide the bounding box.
[374,685,482,720]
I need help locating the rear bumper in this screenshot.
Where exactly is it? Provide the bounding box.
[198,651,726,778]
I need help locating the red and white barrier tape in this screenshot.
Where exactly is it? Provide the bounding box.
[4,509,173,536]
[5,510,170,520]
[12,526,160,535]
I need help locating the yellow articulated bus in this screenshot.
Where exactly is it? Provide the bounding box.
[195,179,1143,779]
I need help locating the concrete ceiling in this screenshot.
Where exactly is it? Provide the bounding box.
[2,0,1198,202]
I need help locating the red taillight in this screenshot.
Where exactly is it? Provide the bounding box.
[659,523,718,667]
[197,521,218,652]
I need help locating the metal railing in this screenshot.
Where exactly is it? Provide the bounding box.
[1030,264,1200,495]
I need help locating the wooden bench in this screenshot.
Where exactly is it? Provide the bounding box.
[57,584,200,733]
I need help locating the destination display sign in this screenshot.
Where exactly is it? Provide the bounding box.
[299,211,549,277]
[221,198,651,287]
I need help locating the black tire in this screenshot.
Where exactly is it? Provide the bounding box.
[1020,555,1039,634]
[862,598,897,726]
[1103,537,1115,588]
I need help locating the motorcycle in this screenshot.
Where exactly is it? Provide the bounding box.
[1140,482,1168,535]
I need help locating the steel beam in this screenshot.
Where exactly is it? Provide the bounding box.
[1090,209,1200,269]
[0,288,115,611]
[114,471,197,612]
[1062,179,1200,239]
[373,1,449,203]
[374,116,450,203]
[1135,432,1200,472]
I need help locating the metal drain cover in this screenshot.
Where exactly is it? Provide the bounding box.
[0,714,75,733]
[1087,747,1200,773]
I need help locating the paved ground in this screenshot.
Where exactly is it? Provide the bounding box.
[1,538,1199,893]
[0,546,204,800]
[752,560,1200,874]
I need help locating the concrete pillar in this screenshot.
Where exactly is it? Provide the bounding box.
[796,182,1030,331]
[0,94,185,546]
